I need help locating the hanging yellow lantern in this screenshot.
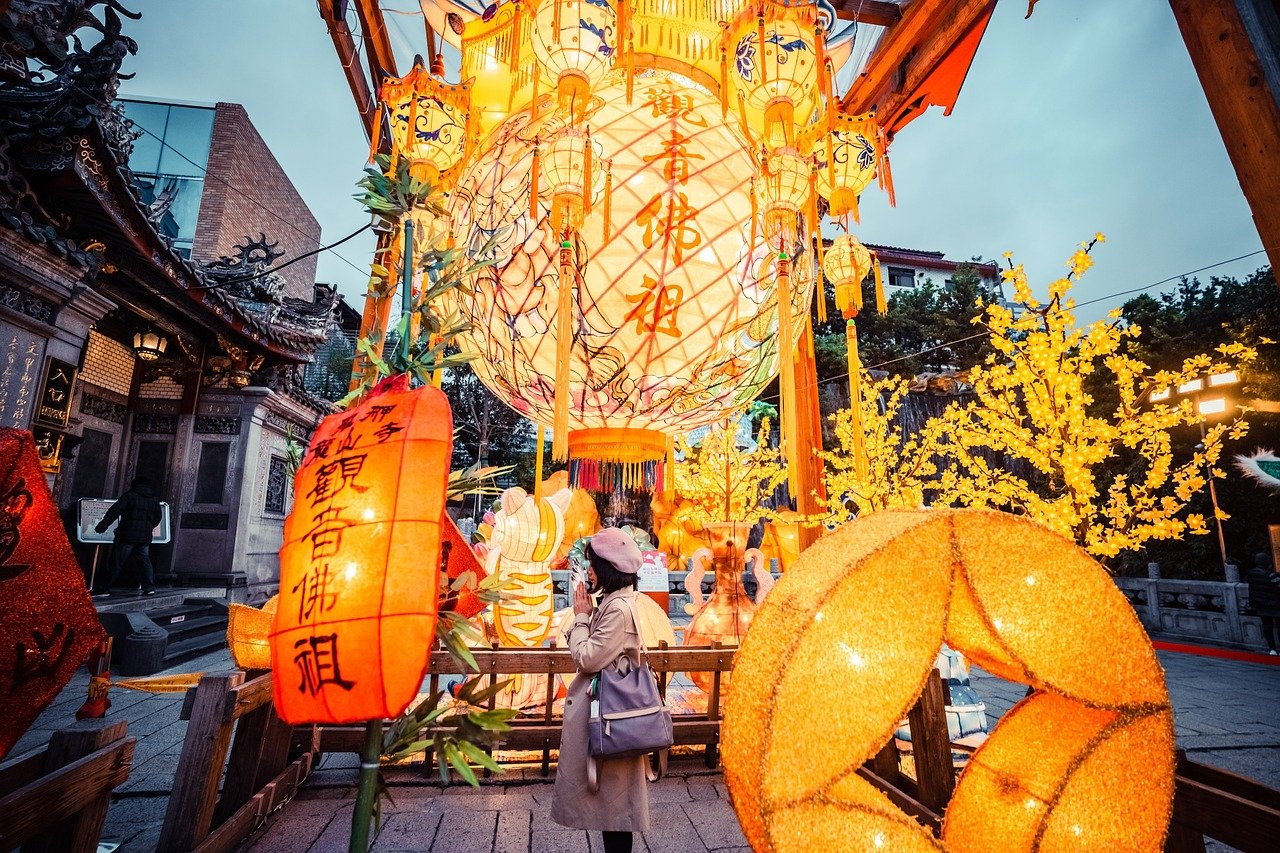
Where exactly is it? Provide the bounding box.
[377,59,472,187]
[824,233,871,318]
[805,111,880,221]
[528,0,617,114]
[537,125,605,234]
[759,148,811,249]
[724,0,820,148]
[448,72,812,484]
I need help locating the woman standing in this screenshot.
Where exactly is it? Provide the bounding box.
[551,527,651,853]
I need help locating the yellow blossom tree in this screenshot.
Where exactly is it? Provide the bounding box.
[930,236,1254,560]
[820,371,947,519]
[675,413,790,526]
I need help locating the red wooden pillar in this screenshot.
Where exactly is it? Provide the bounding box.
[1169,0,1280,278]
[792,319,827,549]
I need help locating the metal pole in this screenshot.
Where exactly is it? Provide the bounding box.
[401,217,414,369]
[1200,418,1230,574]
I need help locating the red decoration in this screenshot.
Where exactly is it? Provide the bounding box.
[440,513,488,619]
[272,375,453,725]
[0,429,105,758]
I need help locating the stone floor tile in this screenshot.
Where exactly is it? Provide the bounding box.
[532,828,589,853]
[684,800,747,850]
[432,808,499,851]
[371,811,445,851]
[687,781,719,801]
[640,802,706,851]
[494,808,532,853]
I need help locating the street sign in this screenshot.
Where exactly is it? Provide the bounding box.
[76,498,171,545]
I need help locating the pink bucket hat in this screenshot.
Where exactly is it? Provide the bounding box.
[589,527,643,574]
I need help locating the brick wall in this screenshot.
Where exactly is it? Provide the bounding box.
[80,330,135,396]
[193,103,320,301]
[137,375,184,400]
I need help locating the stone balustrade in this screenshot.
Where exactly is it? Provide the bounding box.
[1114,563,1272,651]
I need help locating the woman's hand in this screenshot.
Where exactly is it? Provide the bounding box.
[572,579,593,616]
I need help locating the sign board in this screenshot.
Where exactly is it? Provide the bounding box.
[637,549,668,593]
[76,498,171,545]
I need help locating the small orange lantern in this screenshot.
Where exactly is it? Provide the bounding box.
[228,596,278,670]
[271,374,453,725]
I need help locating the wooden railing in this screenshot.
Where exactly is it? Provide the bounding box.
[0,719,135,853]
[157,671,315,853]
[153,651,1280,853]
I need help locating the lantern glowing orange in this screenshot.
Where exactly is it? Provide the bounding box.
[228,595,278,670]
[723,509,1176,852]
[271,374,453,725]
[724,0,821,148]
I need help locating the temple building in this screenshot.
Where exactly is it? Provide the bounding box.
[0,7,338,601]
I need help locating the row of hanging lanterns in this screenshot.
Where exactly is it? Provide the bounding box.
[366,0,896,495]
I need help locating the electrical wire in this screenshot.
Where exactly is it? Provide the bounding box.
[198,222,373,290]
[754,246,1273,401]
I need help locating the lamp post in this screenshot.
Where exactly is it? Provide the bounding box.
[1151,369,1240,576]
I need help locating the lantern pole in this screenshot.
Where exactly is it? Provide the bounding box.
[401,216,415,370]
[349,719,383,852]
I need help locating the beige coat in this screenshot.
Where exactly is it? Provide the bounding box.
[550,589,651,832]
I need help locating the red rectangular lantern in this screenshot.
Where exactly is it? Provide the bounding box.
[0,429,105,758]
[271,376,452,724]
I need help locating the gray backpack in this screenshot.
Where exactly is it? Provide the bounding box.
[586,597,673,784]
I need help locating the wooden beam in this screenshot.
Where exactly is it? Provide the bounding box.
[317,0,376,139]
[354,0,399,84]
[830,0,903,28]
[1169,0,1280,277]
[843,0,993,122]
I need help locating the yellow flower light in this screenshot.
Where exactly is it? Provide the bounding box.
[722,508,1175,853]
[529,0,617,113]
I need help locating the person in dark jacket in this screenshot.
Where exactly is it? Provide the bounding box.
[1245,551,1280,655]
[91,476,163,598]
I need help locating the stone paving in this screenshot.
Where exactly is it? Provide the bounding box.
[14,643,1279,852]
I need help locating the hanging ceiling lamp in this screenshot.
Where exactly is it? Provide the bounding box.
[132,328,168,361]
[528,0,616,117]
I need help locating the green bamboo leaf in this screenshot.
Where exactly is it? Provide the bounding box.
[444,742,479,787]
[458,740,504,774]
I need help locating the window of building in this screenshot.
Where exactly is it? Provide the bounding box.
[118,100,215,257]
[888,267,915,289]
[195,441,231,504]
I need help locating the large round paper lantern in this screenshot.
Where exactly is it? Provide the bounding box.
[271,375,453,724]
[722,509,1176,852]
[449,71,812,445]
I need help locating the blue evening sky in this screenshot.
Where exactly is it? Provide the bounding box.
[116,0,1268,321]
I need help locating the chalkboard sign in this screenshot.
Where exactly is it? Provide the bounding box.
[76,498,171,545]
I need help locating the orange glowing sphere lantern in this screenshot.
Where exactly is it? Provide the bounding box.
[722,509,1176,852]
[271,375,453,724]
